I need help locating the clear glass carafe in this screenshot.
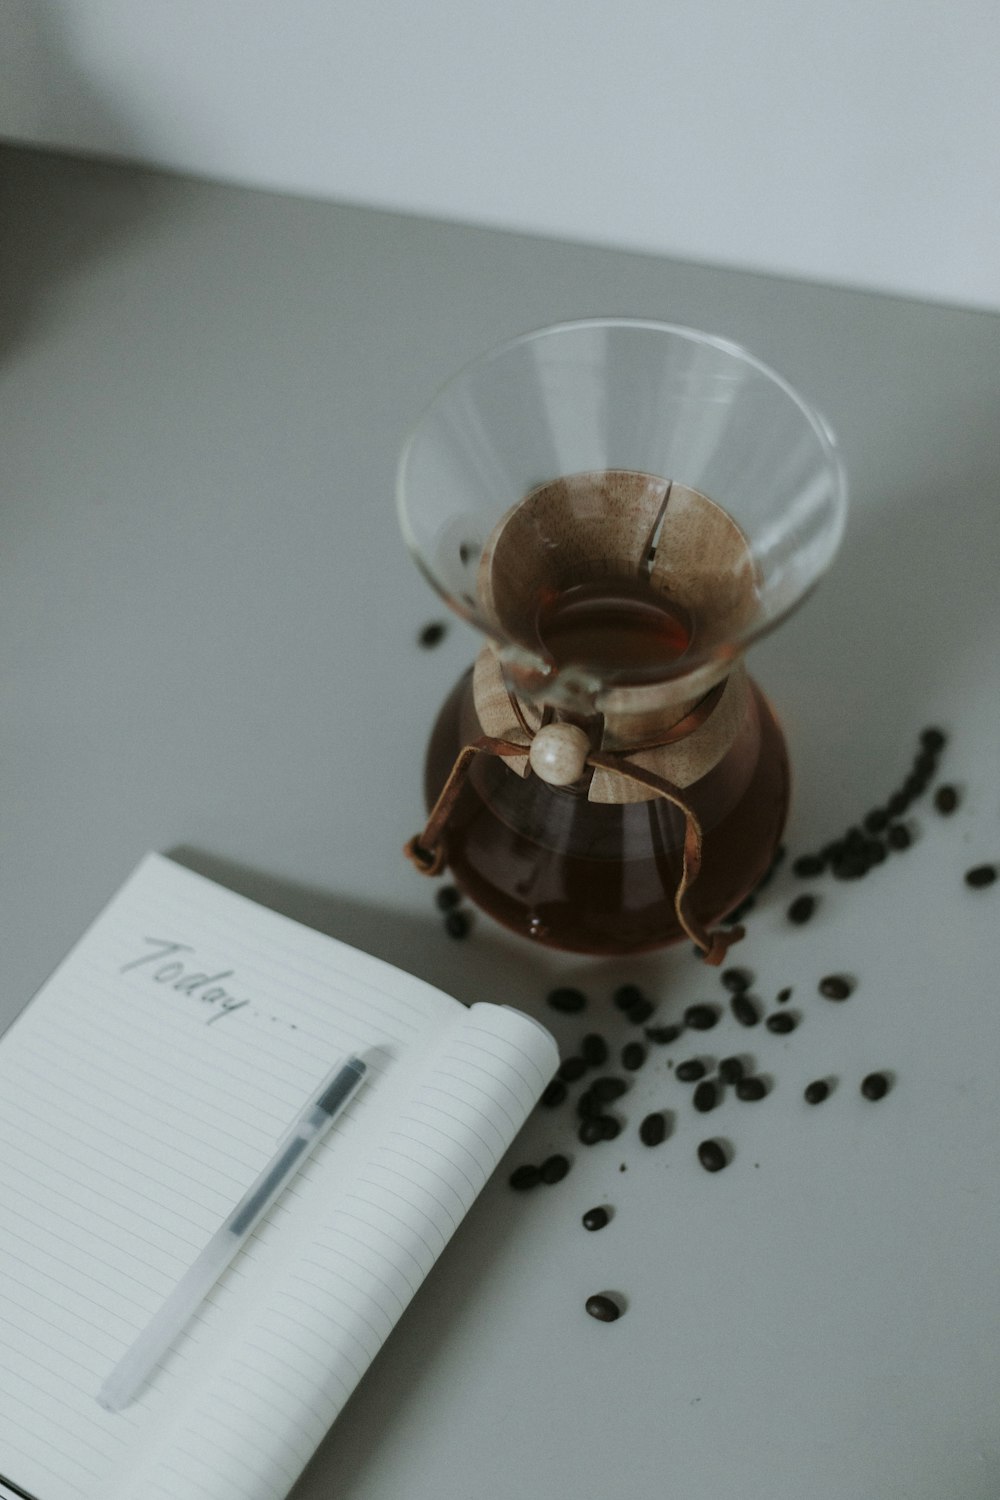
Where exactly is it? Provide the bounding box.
[398,320,846,960]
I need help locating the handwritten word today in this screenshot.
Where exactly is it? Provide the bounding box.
[120,939,251,1024]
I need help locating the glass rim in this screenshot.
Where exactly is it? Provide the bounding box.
[396,316,848,683]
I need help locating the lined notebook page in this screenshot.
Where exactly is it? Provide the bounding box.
[0,854,556,1500]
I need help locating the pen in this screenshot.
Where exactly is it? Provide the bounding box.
[98,1054,367,1412]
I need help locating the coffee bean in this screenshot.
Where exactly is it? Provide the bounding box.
[721,967,753,993]
[558,1056,587,1082]
[788,894,817,925]
[886,791,908,818]
[718,1056,745,1085]
[914,748,937,778]
[582,1206,610,1231]
[697,1139,728,1172]
[585,1293,622,1322]
[921,727,947,753]
[613,983,645,1011]
[539,1153,570,1184]
[592,1077,628,1102]
[965,864,997,889]
[576,1090,602,1119]
[509,1163,540,1190]
[540,1079,567,1108]
[861,1071,890,1100]
[776,987,793,1003]
[598,1115,622,1140]
[626,997,655,1025]
[887,823,911,850]
[792,854,824,878]
[832,851,870,880]
[845,826,866,852]
[547,986,587,1013]
[766,1011,797,1034]
[639,1112,668,1146]
[621,1041,647,1071]
[731,992,761,1027]
[818,974,854,1000]
[684,1004,720,1031]
[418,620,447,648]
[934,784,959,815]
[435,885,461,911]
[581,1033,609,1066]
[863,808,889,834]
[645,1024,682,1045]
[675,1058,708,1082]
[804,1079,830,1104]
[821,839,846,864]
[578,1118,604,1145]
[445,909,471,938]
[693,1080,719,1113]
[735,1076,767,1101]
[903,771,928,800]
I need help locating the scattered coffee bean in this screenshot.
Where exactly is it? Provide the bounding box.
[965,864,997,889]
[921,726,947,753]
[787,893,817,925]
[639,1112,668,1146]
[539,1153,570,1184]
[721,967,753,993]
[582,1206,610,1231]
[934,784,959,815]
[645,1023,682,1045]
[684,1004,720,1030]
[547,986,587,1014]
[444,909,471,938]
[578,1118,604,1145]
[731,992,761,1027]
[626,997,656,1024]
[818,974,854,1000]
[540,1079,567,1108]
[613,983,646,1011]
[621,1041,647,1071]
[675,1058,708,1083]
[558,1056,587,1082]
[693,1080,719,1113]
[598,1115,622,1140]
[581,1033,609,1066]
[793,854,824,877]
[576,1090,602,1119]
[804,1079,830,1105]
[861,1071,890,1100]
[697,1139,728,1172]
[418,620,447,648]
[591,1077,628,1103]
[832,851,870,880]
[509,1164,540,1190]
[776,987,793,1003]
[766,1011,797,1034]
[887,823,911,850]
[886,791,908,818]
[863,808,889,834]
[585,1293,622,1322]
[435,885,461,911]
[718,1056,745,1085]
[735,1076,767,1101]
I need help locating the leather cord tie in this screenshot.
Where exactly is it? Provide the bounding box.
[404,713,745,966]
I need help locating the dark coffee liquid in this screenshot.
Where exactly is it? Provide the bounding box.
[424,669,790,956]
[535,577,692,680]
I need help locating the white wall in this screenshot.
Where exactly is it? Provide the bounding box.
[2,0,999,311]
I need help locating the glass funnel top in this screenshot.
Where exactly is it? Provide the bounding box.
[397,319,847,699]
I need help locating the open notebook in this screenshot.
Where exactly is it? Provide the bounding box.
[0,853,557,1500]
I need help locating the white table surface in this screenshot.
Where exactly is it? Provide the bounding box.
[2,143,999,1500]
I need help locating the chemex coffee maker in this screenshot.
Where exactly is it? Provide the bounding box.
[398,319,846,962]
